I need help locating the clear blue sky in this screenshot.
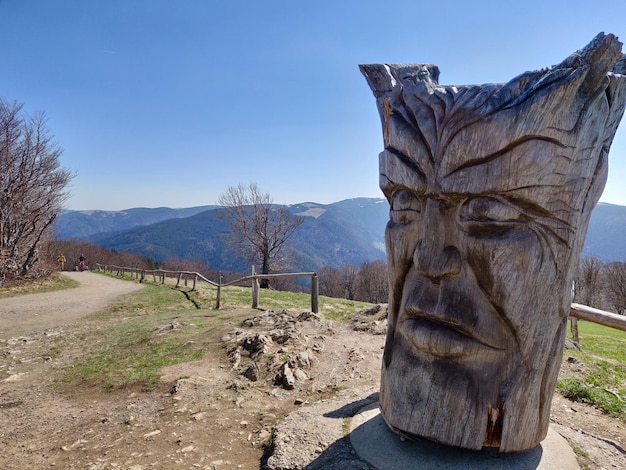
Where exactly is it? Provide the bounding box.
[2,1,626,210]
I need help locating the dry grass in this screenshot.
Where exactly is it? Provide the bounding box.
[0,272,79,298]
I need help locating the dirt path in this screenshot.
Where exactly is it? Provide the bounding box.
[0,272,144,341]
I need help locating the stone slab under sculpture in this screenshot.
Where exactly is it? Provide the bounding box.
[360,33,626,453]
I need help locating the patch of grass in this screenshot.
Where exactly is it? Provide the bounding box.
[321,296,373,322]
[569,321,626,362]
[92,284,196,320]
[342,418,350,437]
[561,320,626,419]
[557,378,624,417]
[0,272,79,298]
[61,317,207,390]
[59,283,215,391]
[169,280,375,322]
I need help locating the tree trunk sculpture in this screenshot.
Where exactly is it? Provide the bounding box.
[360,33,626,452]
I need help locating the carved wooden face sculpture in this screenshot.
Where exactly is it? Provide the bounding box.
[361,34,626,452]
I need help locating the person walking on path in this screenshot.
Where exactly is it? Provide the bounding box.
[57,254,66,271]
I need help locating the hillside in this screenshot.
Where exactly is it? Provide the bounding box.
[54,199,626,271]
[54,205,216,240]
[288,199,388,271]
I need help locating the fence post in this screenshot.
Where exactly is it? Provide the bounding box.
[251,265,259,309]
[176,272,182,287]
[192,274,197,290]
[570,317,580,344]
[311,273,319,314]
[141,270,145,283]
[216,271,222,309]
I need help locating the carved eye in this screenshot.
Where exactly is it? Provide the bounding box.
[459,197,526,235]
[390,190,421,224]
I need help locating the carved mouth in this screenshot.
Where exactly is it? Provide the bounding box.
[400,310,508,360]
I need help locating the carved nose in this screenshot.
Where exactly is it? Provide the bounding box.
[413,199,462,280]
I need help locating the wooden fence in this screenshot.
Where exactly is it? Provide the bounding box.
[95,263,319,313]
[94,263,626,334]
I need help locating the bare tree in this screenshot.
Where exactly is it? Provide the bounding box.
[0,99,73,280]
[605,261,626,315]
[217,183,302,288]
[574,256,605,307]
[356,260,388,303]
[318,266,343,298]
[338,263,359,300]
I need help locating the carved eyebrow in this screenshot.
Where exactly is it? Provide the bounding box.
[443,135,570,178]
[379,147,428,197]
[384,146,428,180]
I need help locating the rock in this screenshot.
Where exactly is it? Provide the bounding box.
[258,429,272,442]
[564,338,583,351]
[242,333,272,358]
[192,412,206,421]
[358,305,383,316]
[243,363,259,382]
[227,348,241,368]
[296,311,323,322]
[348,349,364,362]
[153,321,182,334]
[293,350,313,368]
[275,363,296,390]
[293,368,308,382]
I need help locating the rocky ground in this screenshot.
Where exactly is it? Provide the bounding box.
[0,273,625,469]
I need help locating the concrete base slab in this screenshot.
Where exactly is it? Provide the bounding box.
[350,402,580,470]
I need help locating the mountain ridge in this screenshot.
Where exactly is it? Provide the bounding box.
[54,199,626,271]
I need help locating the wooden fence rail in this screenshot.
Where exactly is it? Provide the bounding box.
[570,303,626,332]
[95,263,319,313]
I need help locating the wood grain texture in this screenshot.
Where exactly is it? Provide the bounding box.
[361,33,626,452]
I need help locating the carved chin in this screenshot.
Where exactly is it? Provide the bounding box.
[380,316,565,451]
[379,327,517,450]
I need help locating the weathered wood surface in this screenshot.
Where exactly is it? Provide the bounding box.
[570,303,626,332]
[361,33,626,452]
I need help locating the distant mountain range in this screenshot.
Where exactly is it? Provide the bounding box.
[54,199,626,271]
[580,202,626,262]
[54,198,389,271]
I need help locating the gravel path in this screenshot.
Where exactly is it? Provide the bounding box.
[0,271,143,341]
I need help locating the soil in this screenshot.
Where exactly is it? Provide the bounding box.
[0,272,625,469]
